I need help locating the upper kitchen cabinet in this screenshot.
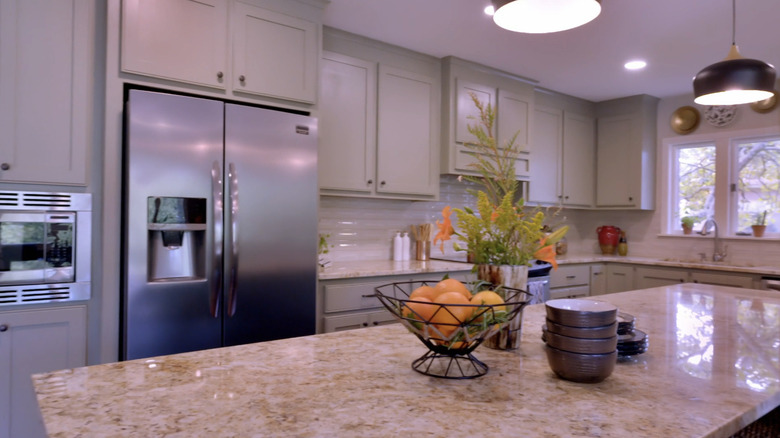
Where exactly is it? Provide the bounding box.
[319,28,440,200]
[232,2,318,103]
[0,0,93,185]
[595,94,659,210]
[528,90,596,208]
[319,52,376,195]
[441,57,535,180]
[121,0,324,104]
[121,0,228,90]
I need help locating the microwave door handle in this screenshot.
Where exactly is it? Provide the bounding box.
[226,162,239,317]
[210,161,223,318]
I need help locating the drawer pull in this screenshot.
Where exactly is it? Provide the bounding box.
[0,324,8,332]
[361,294,375,298]
[362,322,368,327]
[566,275,576,279]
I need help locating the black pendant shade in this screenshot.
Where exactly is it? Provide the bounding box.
[693,52,776,105]
[692,0,776,106]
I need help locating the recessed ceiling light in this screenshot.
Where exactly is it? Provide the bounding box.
[484,5,495,16]
[624,60,647,70]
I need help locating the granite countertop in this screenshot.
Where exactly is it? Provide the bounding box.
[34,284,780,437]
[319,255,780,281]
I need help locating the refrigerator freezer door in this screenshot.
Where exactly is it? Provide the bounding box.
[123,90,225,360]
[223,104,318,345]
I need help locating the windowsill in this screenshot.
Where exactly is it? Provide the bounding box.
[658,233,780,241]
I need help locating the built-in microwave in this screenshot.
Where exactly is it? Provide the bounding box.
[0,191,91,306]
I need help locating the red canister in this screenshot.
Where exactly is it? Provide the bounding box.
[597,226,621,255]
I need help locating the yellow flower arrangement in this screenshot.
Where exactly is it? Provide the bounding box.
[434,93,567,268]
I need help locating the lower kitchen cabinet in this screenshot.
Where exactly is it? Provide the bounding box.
[323,310,397,333]
[549,264,591,299]
[689,270,756,288]
[0,306,87,438]
[605,264,635,294]
[318,271,471,334]
[635,266,757,290]
[635,266,687,289]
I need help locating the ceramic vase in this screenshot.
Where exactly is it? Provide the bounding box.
[477,264,528,350]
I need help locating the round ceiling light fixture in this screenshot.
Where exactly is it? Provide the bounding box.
[692,0,776,105]
[490,0,601,34]
[624,60,647,71]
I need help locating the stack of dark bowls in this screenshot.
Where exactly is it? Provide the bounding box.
[617,312,648,357]
[543,299,619,383]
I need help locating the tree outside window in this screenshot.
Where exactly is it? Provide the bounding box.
[675,144,715,231]
[734,139,780,234]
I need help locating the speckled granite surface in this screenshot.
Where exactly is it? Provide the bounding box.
[33,284,779,437]
[319,255,780,281]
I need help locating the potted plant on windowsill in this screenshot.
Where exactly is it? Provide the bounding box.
[752,211,768,237]
[681,216,696,235]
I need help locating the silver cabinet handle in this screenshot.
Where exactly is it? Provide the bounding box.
[0,163,9,171]
[0,324,8,332]
[210,161,223,318]
[226,162,239,317]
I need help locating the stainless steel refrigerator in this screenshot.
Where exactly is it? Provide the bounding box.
[121,89,318,360]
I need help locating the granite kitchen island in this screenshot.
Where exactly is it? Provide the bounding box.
[33,284,780,437]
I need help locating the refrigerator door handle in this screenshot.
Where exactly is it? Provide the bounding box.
[227,162,239,317]
[210,161,224,318]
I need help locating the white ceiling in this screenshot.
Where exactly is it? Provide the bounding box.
[321,0,780,102]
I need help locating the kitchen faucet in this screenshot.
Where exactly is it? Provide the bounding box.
[699,219,727,262]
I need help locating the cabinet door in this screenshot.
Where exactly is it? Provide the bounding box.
[319,52,376,193]
[0,306,86,438]
[635,267,687,289]
[596,115,637,207]
[690,271,755,288]
[232,2,318,103]
[590,264,607,296]
[323,313,370,333]
[605,264,635,294]
[376,65,438,197]
[497,89,532,179]
[121,0,228,89]
[367,310,397,328]
[550,264,590,289]
[456,79,495,144]
[0,0,91,184]
[561,112,595,207]
[528,106,562,204]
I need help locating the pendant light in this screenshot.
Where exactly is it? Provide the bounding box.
[692,0,776,105]
[490,0,601,34]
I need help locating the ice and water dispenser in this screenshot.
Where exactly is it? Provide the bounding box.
[147,197,207,281]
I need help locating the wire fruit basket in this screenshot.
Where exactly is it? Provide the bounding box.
[375,280,531,379]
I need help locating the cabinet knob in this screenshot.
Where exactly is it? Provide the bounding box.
[239,75,246,82]
[564,195,569,200]
[361,322,368,327]
[0,324,8,332]
[367,179,373,185]
[0,163,9,171]
[217,71,224,79]
[372,321,379,326]
[380,181,386,186]
[628,196,634,202]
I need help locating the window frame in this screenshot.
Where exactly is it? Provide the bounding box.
[661,126,780,238]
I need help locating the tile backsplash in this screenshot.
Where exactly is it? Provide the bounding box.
[319,176,780,268]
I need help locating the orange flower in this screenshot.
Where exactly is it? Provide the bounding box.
[533,238,558,270]
[434,206,454,252]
